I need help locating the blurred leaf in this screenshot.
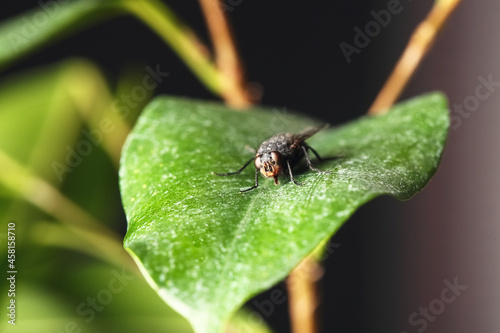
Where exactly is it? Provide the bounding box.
[112,64,156,126]
[0,0,123,71]
[0,60,95,264]
[0,0,222,97]
[0,231,272,333]
[120,93,449,332]
[0,60,84,182]
[0,261,194,333]
[0,59,124,228]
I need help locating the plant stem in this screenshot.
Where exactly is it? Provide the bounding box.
[287,255,323,333]
[123,0,224,96]
[368,0,462,115]
[198,0,251,108]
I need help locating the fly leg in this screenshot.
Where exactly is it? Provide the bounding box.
[213,157,259,193]
[301,145,331,174]
[240,168,259,193]
[213,157,255,176]
[287,160,303,186]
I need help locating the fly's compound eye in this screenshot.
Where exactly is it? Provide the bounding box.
[254,155,262,169]
[270,151,281,165]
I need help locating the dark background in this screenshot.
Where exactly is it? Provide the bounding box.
[3,1,499,333]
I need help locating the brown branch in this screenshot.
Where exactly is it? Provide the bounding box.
[287,255,324,333]
[369,0,463,115]
[198,0,252,108]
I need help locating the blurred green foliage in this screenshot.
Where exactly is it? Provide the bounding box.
[0,59,271,333]
[0,1,450,332]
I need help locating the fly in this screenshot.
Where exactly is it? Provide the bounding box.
[213,124,331,192]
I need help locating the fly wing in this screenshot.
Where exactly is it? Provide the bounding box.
[293,123,329,142]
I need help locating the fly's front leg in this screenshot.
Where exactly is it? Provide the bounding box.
[287,160,303,186]
[240,168,259,193]
[213,157,255,176]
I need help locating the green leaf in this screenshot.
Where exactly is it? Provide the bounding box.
[0,0,123,71]
[0,60,85,181]
[0,59,125,227]
[0,59,111,242]
[120,93,449,332]
[0,0,222,96]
